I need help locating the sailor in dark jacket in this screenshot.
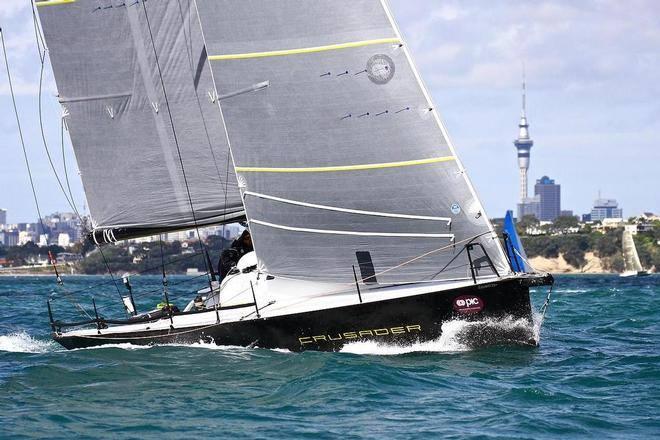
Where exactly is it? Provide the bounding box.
[218,229,253,279]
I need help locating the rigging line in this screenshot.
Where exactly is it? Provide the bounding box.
[266,232,498,313]
[32,4,67,225]
[32,23,125,308]
[174,0,230,199]
[37,50,79,216]
[30,0,47,62]
[141,1,213,286]
[60,117,79,216]
[29,9,125,311]
[540,284,554,322]
[97,245,129,318]
[1,28,90,318]
[512,247,536,273]
[0,29,46,237]
[173,0,234,244]
[50,251,207,303]
[159,233,167,285]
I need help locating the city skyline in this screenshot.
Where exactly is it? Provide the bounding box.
[1,1,659,224]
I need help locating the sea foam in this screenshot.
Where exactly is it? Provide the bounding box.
[0,332,56,353]
[341,315,540,355]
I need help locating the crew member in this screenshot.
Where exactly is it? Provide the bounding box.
[218,229,253,278]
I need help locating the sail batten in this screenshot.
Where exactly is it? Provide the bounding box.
[235,156,456,173]
[208,38,401,61]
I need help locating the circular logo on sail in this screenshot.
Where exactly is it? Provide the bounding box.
[453,295,484,314]
[450,203,461,215]
[367,54,395,84]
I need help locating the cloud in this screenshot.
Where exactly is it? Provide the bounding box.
[0,2,54,97]
[391,0,660,97]
[0,0,27,19]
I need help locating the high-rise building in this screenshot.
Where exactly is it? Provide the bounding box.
[0,209,6,228]
[591,198,623,221]
[517,196,541,220]
[534,176,561,221]
[513,75,534,203]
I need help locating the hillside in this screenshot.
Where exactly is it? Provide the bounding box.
[520,229,659,274]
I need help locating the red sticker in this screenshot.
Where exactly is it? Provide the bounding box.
[453,295,484,314]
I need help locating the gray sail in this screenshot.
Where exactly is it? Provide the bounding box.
[193,0,510,283]
[36,0,244,242]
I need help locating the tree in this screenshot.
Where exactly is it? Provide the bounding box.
[595,232,619,257]
[516,215,539,235]
[553,215,579,230]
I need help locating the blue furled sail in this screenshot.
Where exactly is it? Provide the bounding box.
[503,210,532,273]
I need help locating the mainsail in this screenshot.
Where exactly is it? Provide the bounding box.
[193,0,510,283]
[622,229,643,273]
[36,0,244,242]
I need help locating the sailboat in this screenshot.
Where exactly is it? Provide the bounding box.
[35,0,552,351]
[620,229,649,277]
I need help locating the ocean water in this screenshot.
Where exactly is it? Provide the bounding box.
[0,275,658,439]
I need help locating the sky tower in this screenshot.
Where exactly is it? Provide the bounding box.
[514,75,534,202]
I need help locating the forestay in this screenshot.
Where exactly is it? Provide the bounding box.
[194,0,510,283]
[36,0,244,242]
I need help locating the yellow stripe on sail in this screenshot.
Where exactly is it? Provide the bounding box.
[208,38,401,61]
[235,156,456,173]
[36,0,76,6]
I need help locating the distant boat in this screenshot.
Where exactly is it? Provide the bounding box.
[620,230,649,277]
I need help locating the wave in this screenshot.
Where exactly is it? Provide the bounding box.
[70,340,293,354]
[0,332,57,353]
[341,315,540,356]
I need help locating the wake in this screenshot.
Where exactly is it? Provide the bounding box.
[0,332,57,353]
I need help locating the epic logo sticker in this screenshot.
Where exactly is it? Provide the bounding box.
[453,295,484,314]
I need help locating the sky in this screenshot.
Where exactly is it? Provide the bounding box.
[0,0,659,224]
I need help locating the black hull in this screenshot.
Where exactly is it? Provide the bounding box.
[54,277,546,352]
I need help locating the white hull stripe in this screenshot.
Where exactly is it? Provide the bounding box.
[249,219,455,239]
[243,191,451,225]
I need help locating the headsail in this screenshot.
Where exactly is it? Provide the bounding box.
[503,210,532,273]
[36,0,244,243]
[194,0,510,283]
